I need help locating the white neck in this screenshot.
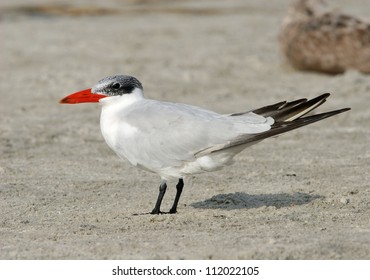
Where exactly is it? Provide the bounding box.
[99,88,145,152]
[99,87,144,112]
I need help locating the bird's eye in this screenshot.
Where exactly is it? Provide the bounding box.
[112,82,121,90]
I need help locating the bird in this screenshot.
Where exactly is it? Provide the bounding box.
[60,75,350,214]
[279,0,370,74]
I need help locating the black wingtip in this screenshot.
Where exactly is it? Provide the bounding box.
[340,107,351,112]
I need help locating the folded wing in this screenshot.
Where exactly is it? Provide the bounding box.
[195,93,350,157]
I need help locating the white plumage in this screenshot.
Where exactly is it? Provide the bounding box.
[100,89,273,180]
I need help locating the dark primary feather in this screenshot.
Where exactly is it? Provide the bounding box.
[252,99,306,117]
[265,93,329,121]
[195,94,350,157]
[224,107,349,149]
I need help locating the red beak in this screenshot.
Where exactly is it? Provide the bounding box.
[59,88,107,104]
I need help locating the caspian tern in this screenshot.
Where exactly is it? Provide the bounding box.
[60,75,350,214]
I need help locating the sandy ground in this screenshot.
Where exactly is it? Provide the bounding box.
[0,0,369,259]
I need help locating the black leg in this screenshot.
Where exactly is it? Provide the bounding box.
[151,180,167,214]
[169,178,184,214]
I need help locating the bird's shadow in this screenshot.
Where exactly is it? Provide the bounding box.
[191,192,323,210]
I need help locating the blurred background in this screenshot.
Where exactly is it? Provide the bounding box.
[0,0,369,259]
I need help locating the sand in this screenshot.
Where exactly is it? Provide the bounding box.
[0,0,369,259]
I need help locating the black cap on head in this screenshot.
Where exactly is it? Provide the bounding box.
[92,75,143,96]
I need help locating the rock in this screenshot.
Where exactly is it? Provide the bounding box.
[340,197,350,204]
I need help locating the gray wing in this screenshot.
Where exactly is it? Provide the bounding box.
[118,99,273,169]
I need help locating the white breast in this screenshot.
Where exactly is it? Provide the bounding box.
[99,93,143,166]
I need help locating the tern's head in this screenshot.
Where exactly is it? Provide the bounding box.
[59,75,144,104]
[92,75,143,96]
